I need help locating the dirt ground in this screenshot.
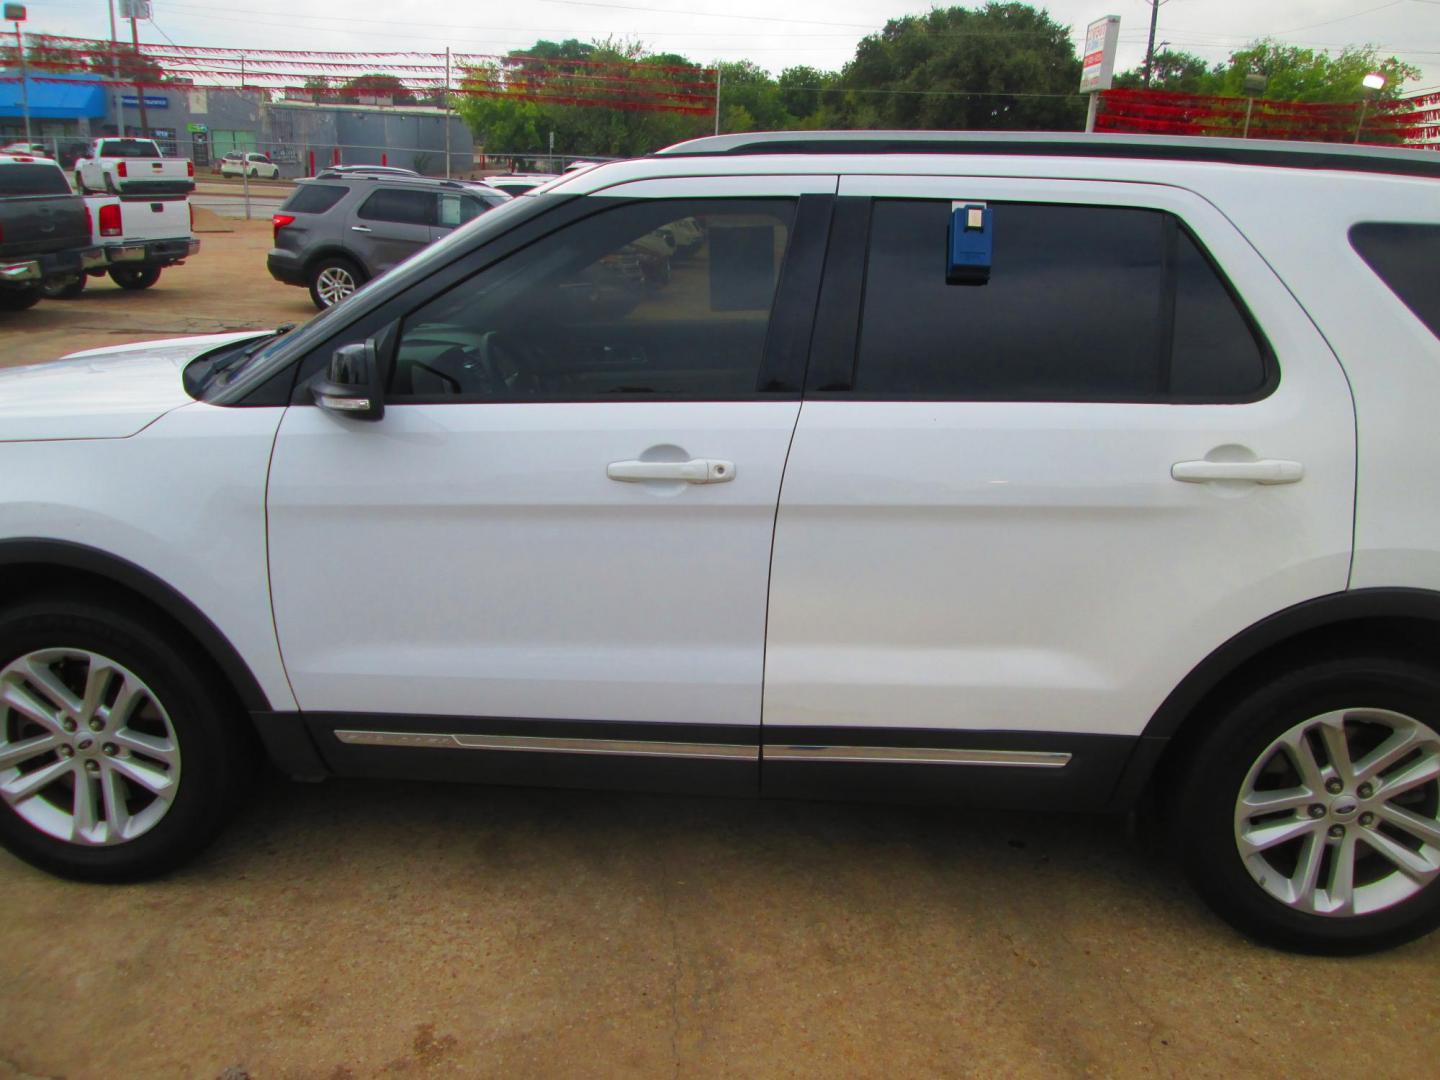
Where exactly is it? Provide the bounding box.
[0,213,314,371]
[1,225,1439,1079]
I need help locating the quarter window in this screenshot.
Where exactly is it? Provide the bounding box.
[1350,223,1440,343]
[279,184,346,215]
[357,188,436,227]
[852,200,1270,402]
[389,199,794,401]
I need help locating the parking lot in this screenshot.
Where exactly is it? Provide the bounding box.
[1,223,1439,1079]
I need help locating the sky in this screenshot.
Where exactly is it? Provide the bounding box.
[20,0,1440,92]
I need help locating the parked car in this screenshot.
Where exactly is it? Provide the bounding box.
[3,132,1440,955]
[484,173,560,197]
[42,194,199,298]
[1,142,51,157]
[74,138,195,196]
[219,152,280,180]
[267,174,508,309]
[0,153,105,309]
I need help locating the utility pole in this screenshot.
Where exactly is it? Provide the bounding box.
[129,10,148,135]
[108,0,125,134]
[713,64,722,136]
[1143,0,1161,88]
[8,7,31,144]
[444,46,451,178]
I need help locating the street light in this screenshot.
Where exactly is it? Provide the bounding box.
[1355,72,1387,143]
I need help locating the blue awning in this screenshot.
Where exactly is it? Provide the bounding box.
[0,71,108,119]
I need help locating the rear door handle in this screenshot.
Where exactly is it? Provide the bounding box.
[607,459,735,484]
[350,225,372,233]
[1171,459,1304,484]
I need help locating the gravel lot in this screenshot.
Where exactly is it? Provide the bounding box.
[1,223,1438,1079]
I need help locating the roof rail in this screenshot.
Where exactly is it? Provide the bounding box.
[654,130,1440,179]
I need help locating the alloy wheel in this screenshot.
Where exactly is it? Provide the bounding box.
[1234,708,1440,917]
[0,648,181,845]
[316,266,356,306]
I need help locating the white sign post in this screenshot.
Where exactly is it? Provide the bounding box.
[1080,15,1121,133]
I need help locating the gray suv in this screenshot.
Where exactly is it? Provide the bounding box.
[267,174,508,309]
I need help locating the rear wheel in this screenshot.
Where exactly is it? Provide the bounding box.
[308,256,363,309]
[109,267,161,290]
[42,274,86,300]
[0,287,41,311]
[1177,656,1440,953]
[0,598,256,881]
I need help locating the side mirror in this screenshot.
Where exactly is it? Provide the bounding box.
[312,340,384,421]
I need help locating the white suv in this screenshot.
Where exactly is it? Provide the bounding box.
[2,132,1438,954]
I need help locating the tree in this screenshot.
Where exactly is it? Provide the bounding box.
[830,3,1085,131]
[1113,41,1421,103]
[778,66,834,120]
[2,34,170,86]
[1113,50,1214,93]
[1212,41,1419,103]
[339,73,416,105]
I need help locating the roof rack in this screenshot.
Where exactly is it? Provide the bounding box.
[654,130,1440,180]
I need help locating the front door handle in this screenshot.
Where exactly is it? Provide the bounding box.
[607,459,735,484]
[350,225,373,233]
[1171,459,1304,484]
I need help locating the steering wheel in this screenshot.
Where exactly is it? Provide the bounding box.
[477,331,541,396]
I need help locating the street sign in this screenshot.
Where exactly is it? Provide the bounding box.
[1079,16,1122,94]
[119,0,152,18]
[3,5,26,21]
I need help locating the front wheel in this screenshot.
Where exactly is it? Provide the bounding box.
[1177,656,1440,953]
[0,598,255,881]
[109,267,161,290]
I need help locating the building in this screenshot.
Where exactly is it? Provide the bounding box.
[0,72,473,176]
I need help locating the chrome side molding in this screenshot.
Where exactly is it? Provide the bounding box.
[334,729,1072,769]
[334,729,758,761]
[765,745,1072,768]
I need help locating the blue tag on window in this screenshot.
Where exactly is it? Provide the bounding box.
[948,202,992,285]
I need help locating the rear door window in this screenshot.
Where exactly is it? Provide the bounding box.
[850,200,1270,402]
[357,188,437,227]
[279,184,347,215]
[1350,223,1440,342]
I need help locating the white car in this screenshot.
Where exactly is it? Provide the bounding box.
[220,152,280,180]
[2,132,1439,955]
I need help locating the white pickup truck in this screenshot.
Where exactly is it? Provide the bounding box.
[41,194,199,297]
[74,137,195,197]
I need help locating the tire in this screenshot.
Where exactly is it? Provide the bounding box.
[74,171,87,193]
[308,256,363,310]
[249,168,258,178]
[42,274,86,300]
[104,174,118,195]
[1175,655,1440,954]
[109,267,161,290]
[0,287,41,311]
[0,597,257,882]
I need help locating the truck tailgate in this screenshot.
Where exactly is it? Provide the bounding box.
[111,197,191,242]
